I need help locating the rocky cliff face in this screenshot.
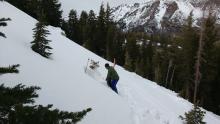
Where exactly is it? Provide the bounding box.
[111,0,220,33]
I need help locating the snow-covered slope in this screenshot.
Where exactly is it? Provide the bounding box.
[1,1,220,124]
[111,0,220,31]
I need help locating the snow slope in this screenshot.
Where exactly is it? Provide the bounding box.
[1,1,220,124]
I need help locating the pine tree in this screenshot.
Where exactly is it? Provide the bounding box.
[113,31,126,66]
[198,12,219,110]
[31,13,52,58]
[84,10,97,51]
[180,105,206,124]
[95,3,107,56]
[79,11,88,45]
[124,33,138,71]
[66,9,79,43]
[152,34,170,85]
[124,50,133,71]
[179,12,199,101]
[0,84,92,124]
[105,3,112,25]
[0,64,20,74]
[39,0,62,27]
[153,49,163,84]
[135,57,145,77]
[106,24,116,61]
[0,17,11,38]
[211,45,220,115]
[145,39,154,80]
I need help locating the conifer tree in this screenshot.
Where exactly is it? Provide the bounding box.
[6,0,62,26]
[179,12,199,101]
[95,3,107,56]
[145,39,154,80]
[153,49,163,84]
[180,104,206,124]
[152,34,170,85]
[66,9,79,43]
[124,50,133,71]
[106,24,116,61]
[0,64,20,74]
[84,10,97,51]
[113,31,126,66]
[0,84,92,124]
[124,33,138,71]
[39,0,62,27]
[0,17,11,38]
[198,12,219,109]
[135,57,145,77]
[211,45,220,115]
[79,11,88,45]
[105,3,112,25]
[31,13,52,58]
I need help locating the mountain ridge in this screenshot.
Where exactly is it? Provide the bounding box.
[111,0,220,32]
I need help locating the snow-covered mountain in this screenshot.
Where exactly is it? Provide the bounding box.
[59,0,147,16]
[111,0,220,32]
[1,1,220,124]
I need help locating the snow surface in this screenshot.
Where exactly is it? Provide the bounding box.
[1,1,220,124]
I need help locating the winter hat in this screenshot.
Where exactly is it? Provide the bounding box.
[105,63,110,68]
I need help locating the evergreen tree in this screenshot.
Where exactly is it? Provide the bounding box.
[84,10,97,51]
[6,0,62,26]
[124,33,138,71]
[31,13,52,58]
[124,50,133,71]
[105,3,112,25]
[113,31,126,66]
[79,11,88,45]
[95,3,107,56]
[0,64,20,74]
[0,84,92,124]
[145,39,154,80]
[180,105,206,124]
[152,34,170,85]
[179,12,199,101]
[211,45,220,115]
[106,24,116,61]
[0,17,11,38]
[153,48,164,84]
[39,0,62,27]
[199,12,219,110]
[135,57,145,77]
[66,9,79,43]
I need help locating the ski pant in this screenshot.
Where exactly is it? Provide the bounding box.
[106,78,118,94]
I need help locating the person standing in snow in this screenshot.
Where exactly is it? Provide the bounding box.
[105,58,119,94]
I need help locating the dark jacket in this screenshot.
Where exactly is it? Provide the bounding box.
[106,67,119,81]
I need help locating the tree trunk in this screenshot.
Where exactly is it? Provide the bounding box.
[170,65,175,88]
[193,12,205,104]
[165,59,173,87]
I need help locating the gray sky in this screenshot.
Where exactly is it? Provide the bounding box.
[60,0,146,17]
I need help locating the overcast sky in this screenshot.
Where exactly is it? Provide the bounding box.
[60,0,146,17]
